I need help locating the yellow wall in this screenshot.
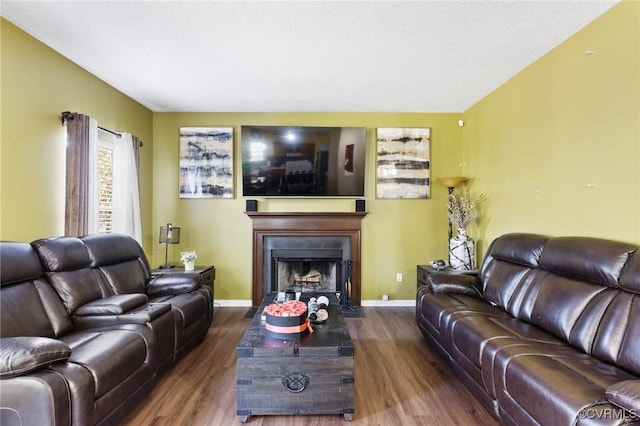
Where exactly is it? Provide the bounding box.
[1,18,461,302]
[153,113,462,301]
[0,19,154,245]
[463,1,640,255]
[5,2,636,303]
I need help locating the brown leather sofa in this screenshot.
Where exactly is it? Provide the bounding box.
[416,233,640,425]
[0,234,213,426]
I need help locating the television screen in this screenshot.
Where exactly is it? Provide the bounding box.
[240,126,367,197]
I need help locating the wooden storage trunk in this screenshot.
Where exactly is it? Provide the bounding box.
[236,297,355,422]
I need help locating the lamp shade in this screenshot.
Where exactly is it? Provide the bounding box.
[159,224,180,244]
[436,176,467,189]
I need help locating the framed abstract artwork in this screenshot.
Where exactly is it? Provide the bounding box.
[376,128,431,199]
[179,127,234,198]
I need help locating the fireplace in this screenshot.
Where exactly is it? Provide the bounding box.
[275,255,340,292]
[246,212,366,306]
[264,236,350,295]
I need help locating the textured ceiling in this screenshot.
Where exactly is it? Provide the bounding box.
[1,1,618,112]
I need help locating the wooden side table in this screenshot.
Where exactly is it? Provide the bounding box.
[417,265,479,289]
[151,265,215,300]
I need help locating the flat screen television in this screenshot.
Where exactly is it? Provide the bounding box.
[240,125,367,197]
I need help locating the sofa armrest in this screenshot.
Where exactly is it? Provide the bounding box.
[607,380,640,413]
[72,301,172,329]
[0,337,71,379]
[123,302,172,322]
[146,273,203,297]
[74,293,148,316]
[0,368,73,425]
[427,273,483,298]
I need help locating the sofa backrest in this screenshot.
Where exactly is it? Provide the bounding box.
[0,242,73,338]
[81,233,151,295]
[481,233,640,376]
[480,233,549,317]
[592,249,640,376]
[522,237,635,344]
[31,236,105,315]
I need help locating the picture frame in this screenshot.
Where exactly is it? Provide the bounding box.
[376,128,431,199]
[179,127,234,198]
[344,144,354,175]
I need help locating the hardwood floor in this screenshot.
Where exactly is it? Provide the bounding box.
[122,307,498,425]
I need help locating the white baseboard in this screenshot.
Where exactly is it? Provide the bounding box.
[215,300,253,307]
[361,300,416,307]
[215,299,416,307]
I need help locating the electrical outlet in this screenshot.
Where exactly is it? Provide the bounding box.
[396,272,403,282]
[382,294,389,301]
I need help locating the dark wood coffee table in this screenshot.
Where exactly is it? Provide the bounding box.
[236,294,355,422]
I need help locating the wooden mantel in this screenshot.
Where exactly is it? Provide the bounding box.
[246,212,367,307]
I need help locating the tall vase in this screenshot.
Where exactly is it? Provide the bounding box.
[449,228,475,271]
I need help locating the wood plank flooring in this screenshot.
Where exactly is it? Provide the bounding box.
[122,307,498,425]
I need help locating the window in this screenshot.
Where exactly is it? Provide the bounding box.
[89,128,141,241]
[96,134,114,233]
[64,113,141,242]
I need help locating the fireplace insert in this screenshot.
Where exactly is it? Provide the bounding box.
[263,236,353,306]
[272,248,343,294]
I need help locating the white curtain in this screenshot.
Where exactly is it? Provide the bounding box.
[86,117,99,234]
[112,133,142,244]
[66,112,142,242]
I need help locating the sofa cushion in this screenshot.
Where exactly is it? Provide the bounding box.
[446,311,565,398]
[0,241,44,285]
[592,292,640,377]
[538,236,637,287]
[43,268,103,314]
[81,234,150,294]
[620,250,640,294]
[449,313,564,369]
[1,282,56,338]
[32,237,104,314]
[486,236,640,360]
[0,337,71,378]
[484,233,548,268]
[524,272,615,348]
[515,271,640,373]
[81,233,144,266]
[417,286,503,339]
[479,233,548,316]
[494,347,636,425]
[33,280,75,337]
[1,243,73,338]
[32,237,92,272]
[62,329,150,398]
[481,261,539,317]
[97,261,148,294]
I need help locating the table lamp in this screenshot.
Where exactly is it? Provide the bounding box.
[159,223,180,269]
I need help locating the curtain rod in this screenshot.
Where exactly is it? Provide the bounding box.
[60,111,143,147]
[98,126,122,139]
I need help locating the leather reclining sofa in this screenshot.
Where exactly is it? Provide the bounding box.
[0,233,213,426]
[417,233,640,425]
